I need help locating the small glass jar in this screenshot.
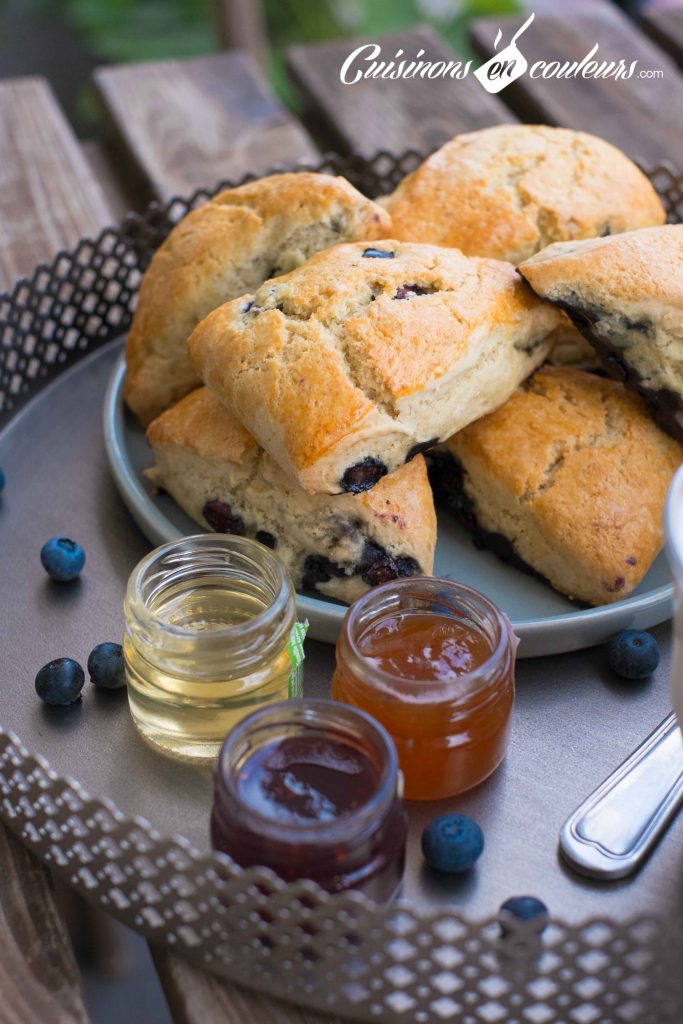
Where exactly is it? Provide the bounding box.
[211,699,407,901]
[123,534,296,762]
[332,577,517,800]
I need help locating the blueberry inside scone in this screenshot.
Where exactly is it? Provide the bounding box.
[430,367,682,607]
[145,388,436,604]
[520,226,683,443]
[188,240,564,495]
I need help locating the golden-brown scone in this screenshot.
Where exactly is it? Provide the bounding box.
[429,368,682,606]
[519,225,683,442]
[381,125,665,264]
[146,388,436,604]
[188,240,563,495]
[124,173,391,426]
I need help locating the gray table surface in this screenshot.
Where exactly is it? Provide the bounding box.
[1,342,681,925]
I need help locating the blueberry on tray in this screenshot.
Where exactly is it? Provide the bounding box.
[88,642,126,690]
[35,658,85,706]
[40,537,85,582]
[421,813,484,873]
[607,630,660,679]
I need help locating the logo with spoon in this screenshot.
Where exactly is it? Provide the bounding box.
[474,13,536,94]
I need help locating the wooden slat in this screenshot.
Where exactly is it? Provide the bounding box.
[152,950,343,1024]
[641,6,683,68]
[286,26,515,160]
[0,77,110,291]
[94,52,319,202]
[0,827,89,1023]
[470,5,683,166]
[81,140,138,221]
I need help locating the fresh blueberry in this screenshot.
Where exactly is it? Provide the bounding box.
[35,658,85,706]
[607,629,660,679]
[421,813,484,873]
[499,896,549,935]
[0,467,5,492]
[362,247,395,259]
[40,537,85,582]
[87,642,126,690]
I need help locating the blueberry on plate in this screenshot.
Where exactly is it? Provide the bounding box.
[499,896,549,935]
[607,629,660,680]
[35,658,85,706]
[0,467,5,493]
[421,813,484,873]
[40,537,85,582]
[88,642,126,690]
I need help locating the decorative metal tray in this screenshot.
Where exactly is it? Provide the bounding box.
[1,152,683,1022]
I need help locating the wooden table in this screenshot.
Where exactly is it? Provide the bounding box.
[1,5,682,1022]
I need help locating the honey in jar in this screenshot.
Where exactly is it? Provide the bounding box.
[123,535,298,762]
[211,699,406,900]
[332,578,517,800]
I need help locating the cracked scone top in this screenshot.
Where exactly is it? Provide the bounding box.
[146,388,436,604]
[124,172,391,426]
[188,240,563,495]
[430,367,683,606]
[381,125,665,265]
[519,225,683,443]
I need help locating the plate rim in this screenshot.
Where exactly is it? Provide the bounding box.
[104,351,674,652]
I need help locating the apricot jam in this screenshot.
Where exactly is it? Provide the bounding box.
[332,578,517,800]
[211,700,406,900]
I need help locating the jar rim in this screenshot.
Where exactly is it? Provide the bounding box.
[214,698,400,842]
[339,576,514,696]
[125,533,293,644]
[666,465,683,581]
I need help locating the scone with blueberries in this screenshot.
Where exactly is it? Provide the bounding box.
[146,387,436,604]
[429,367,682,607]
[188,240,563,495]
[381,125,665,264]
[520,225,683,442]
[124,173,391,426]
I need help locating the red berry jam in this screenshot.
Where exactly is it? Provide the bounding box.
[211,700,406,901]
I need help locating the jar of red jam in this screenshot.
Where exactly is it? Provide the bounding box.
[210,699,407,901]
[332,578,517,801]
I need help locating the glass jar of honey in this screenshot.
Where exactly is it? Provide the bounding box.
[124,535,297,762]
[211,699,407,901]
[332,578,517,800]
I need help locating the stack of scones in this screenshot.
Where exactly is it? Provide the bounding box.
[125,125,683,607]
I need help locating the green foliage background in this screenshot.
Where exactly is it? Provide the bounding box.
[60,0,520,98]
[9,0,522,129]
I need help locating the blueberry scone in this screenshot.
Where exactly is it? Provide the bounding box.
[429,368,682,606]
[519,226,683,442]
[188,241,563,494]
[381,125,665,264]
[124,173,391,426]
[146,388,436,603]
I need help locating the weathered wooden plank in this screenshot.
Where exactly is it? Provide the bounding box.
[152,949,343,1024]
[641,6,683,68]
[286,26,516,160]
[0,76,110,291]
[0,826,90,1023]
[470,6,683,167]
[94,52,319,202]
[81,140,138,220]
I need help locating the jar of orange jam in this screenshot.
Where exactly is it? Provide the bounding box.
[332,578,517,800]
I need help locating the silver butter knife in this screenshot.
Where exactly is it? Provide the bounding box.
[560,711,683,880]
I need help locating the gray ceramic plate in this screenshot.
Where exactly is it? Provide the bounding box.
[104,352,673,656]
